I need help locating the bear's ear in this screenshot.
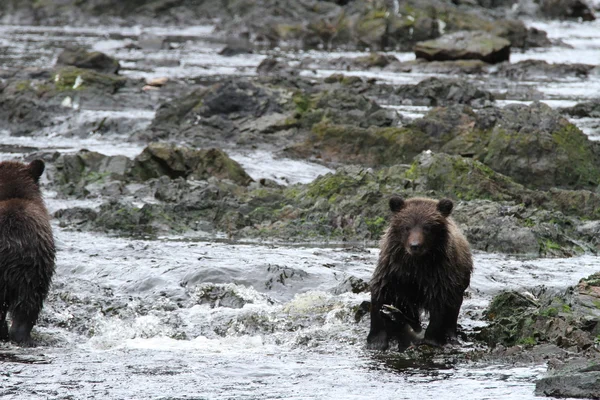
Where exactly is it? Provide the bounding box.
[389,196,405,213]
[437,198,453,217]
[28,160,45,182]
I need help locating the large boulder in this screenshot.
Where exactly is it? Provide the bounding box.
[56,48,120,74]
[482,102,600,190]
[144,79,290,144]
[536,358,600,398]
[131,143,253,186]
[414,102,600,190]
[414,31,511,64]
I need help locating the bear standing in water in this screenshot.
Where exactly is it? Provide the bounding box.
[367,196,472,351]
[0,160,55,346]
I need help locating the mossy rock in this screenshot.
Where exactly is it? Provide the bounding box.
[484,102,600,190]
[286,121,429,167]
[408,151,527,201]
[56,48,120,74]
[132,143,253,186]
[414,31,510,64]
[53,66,126,93]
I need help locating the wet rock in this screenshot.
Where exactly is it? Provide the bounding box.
[414,102,600,190]
[94,200,169,235]
[145,79,287,144]
[560,100,600,118]
[414,31,511,64]
[392,59,489,75]
[56,47,120,74]
[190,283,272,309]
[352,53,398,68]
[479,273,600,352]
[482,102,600,190]
[285,122,428,167]
[54,150,132,197]
[218,42,253,56]
[536,357,600,398]
[331,276,369,295]
[256,57,296,76]
[264,265,309,290]
[490,19,551,49]
[394,77,495,107]
[492,60,595,80]
[539,0,596,21]
[406,151,528,202]
[54,207,98,228]
[131,143,253,186]
[0,94,61,136]
[53,66,126,94]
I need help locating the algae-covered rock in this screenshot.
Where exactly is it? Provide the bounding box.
[54,150,132,197]
[414,31,511,64]
[483,102,600,190]
[56,48,120,74]
[480,274,600,351]
[131,143,253,186]
[406,151,528,202]
[286,122,429,167]
[412,102,600,190]
[53,66,126,94]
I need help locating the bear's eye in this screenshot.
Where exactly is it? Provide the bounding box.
[403,226,411,232]
[422,225,431,232]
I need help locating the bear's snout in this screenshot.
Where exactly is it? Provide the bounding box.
[406,229,425,255]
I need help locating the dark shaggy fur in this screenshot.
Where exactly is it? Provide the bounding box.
[367,196,473,351]
[0,160,55,346]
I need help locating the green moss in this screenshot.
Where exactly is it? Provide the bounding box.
[293,92,313,115]
[54,66,126,93]
[84,171,111,184]
[305,173,357,201]
[552,123,600,187]
[14,80,32,92]
[539,307,558,317]
[365,216,386,238]
[541,239,562,251]
[516,336,537,346]
[404,161,419,180]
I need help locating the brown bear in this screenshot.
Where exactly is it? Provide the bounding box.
[0,160,55,346]
[367,196,472,351]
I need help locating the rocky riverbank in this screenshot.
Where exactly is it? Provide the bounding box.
[1,1,600,398]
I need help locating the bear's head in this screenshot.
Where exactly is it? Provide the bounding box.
[388,196,453,257]
[0,160,45,201]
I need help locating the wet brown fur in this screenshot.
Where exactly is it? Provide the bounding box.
[0,160,55,346]
[367,197,472,351]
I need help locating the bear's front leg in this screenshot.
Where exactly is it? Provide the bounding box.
[367,298,390,350]
[423,303,461,346]
[0,311,8,341]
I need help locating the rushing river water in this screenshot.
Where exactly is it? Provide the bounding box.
[0,17,599,400]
